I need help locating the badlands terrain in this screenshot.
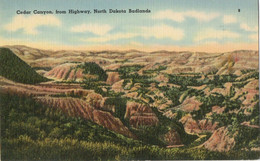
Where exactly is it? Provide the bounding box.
[0,45,259,160]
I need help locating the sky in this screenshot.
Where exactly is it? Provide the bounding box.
[0,0,259,52]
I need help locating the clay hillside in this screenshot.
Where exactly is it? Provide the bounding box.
[1,45,259,160]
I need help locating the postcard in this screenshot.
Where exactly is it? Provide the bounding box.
[0,0,259,160]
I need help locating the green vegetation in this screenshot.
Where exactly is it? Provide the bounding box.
[78,62,108,81]
[241,69,257,74]
[2,93,258,160]
[116,65,144,74]
[192,92,225,120]
[3,136,260,160]
[32,66,52,71]
[104,97,127,122]
[79,62,125,97]
[239,71,259,81]
[168,74,203,88]
[82,79,123,97]
[162,86,182,106]
[211,101,259,144]
[115,65,144,79]
[1,92,258,160]
[233,125,260,150]
[0,93,141,160]
[152,107,198,145]
[0,48,49,84]
[168,74,238,89]
[0,93,141,146]
[143,65,167,74]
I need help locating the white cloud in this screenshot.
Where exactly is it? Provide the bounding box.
[83,33,137,43]
[153,10,185,22]
[5,15,61,35]
[186,11,219,22]
[154,10,219,22]
[70,23,112,35]
[240,23,258,32]
[140,24,184,40]
[249,33,258,41]
[194,28,240,42]
[223,15,237,24]
[83,24,184,43]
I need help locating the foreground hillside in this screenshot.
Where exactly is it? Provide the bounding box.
[1,93,259,160]
[0,45,259,160]
[0,48,49,84]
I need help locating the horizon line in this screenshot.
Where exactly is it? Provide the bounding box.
[1,43,259,53]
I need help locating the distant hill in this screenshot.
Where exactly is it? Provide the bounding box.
[0,48,49,84]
